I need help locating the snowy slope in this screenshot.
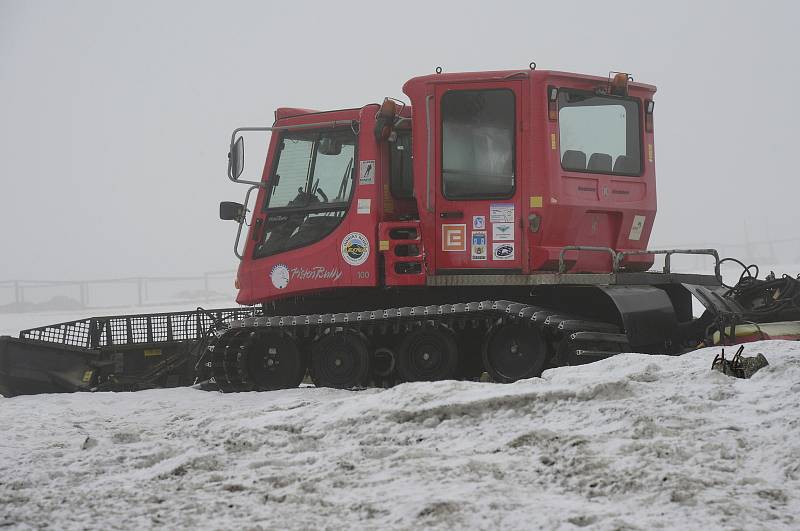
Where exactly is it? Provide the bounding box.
[1,341,799,530]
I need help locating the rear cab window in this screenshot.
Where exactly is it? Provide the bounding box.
[558,90,642,176]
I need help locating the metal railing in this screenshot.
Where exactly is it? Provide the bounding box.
[557,246,722,280]
[0,270,237,313]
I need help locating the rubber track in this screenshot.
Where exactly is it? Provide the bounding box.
[206,299,626,391]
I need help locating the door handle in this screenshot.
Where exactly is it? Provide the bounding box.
[251,218,264,241]
[439,211,464,219]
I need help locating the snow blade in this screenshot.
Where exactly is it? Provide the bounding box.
[0,336,104,397]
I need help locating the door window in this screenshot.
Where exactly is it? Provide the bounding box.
[255,129,356,258]
[441,89,515,199]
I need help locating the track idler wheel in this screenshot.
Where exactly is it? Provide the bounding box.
[209,331,251,392]
[396,325,459,382]
[244,332,307,391]
[482,323,546,383]
[310,330,370,389]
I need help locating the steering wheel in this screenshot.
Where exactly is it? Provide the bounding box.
[315,187,329,202]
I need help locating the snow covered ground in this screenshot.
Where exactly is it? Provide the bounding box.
[1,340,799,529]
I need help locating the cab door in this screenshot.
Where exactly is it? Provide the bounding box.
[434,81,525,273]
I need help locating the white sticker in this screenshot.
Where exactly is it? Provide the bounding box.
[492,242,515,261]
[629,215,646,241]
[471,231,487,260]
[492,222,514,241]
[441,224,466,252]
[473,215,486,230]
[341,232,370,266]
[359,160,375,185]
[357,198,371,214]
[270,264,290,289]
[490,203,514,222]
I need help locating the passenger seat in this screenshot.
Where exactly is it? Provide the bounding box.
[587,153,612,173]
[613,155,637,174]
[561,150,587,171]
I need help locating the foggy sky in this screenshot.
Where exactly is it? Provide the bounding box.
[1,0,798,281]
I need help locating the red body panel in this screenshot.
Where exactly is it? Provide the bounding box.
[235,69,658,306]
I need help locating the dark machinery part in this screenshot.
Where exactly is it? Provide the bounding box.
[711,345,769,379]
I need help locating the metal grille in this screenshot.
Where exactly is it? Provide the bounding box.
[19,307,260,349]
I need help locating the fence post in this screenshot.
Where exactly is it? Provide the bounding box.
[79,282,87,308]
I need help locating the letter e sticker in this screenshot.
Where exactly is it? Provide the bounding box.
[442,224,466,252]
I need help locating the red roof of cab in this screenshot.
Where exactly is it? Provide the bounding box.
[274,108,321,120]
[403,69,656,94]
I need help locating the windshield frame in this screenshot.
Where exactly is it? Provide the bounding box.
[252,127,358,259]
[262,126,358,215]
[557,89,643,177]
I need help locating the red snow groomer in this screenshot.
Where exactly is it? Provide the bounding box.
[3,66,799,397]
[214,67,800,390]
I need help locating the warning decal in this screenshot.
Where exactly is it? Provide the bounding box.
[359,160,375,185]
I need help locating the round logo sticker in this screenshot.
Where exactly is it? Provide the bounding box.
[270,264,290,289]
[341,232,370,266]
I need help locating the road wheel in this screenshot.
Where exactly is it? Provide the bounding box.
[482,323,546,383]
[396,325,459,382]
[310,330,370,389]
[245,332,307,391]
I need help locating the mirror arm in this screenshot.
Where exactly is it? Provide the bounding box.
[232,185,259,259]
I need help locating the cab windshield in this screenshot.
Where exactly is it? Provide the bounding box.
[558,90,642,176]
[255,128,356,258]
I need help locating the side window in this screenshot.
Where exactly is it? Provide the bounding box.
[441,89,515,199]
[390,131,413,199]
[268,137,314,208]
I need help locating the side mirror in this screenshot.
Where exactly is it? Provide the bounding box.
[318,136,342,156]
[229,136,244,180]
[219,201,245,222]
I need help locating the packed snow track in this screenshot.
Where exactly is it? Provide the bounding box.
[1,341,799,530]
